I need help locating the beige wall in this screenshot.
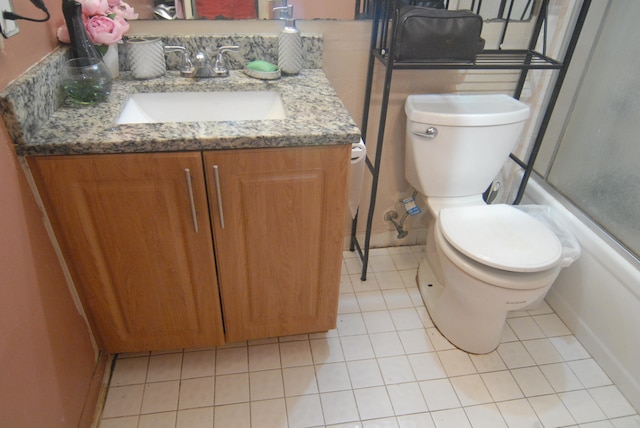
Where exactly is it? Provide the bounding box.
[0,3,100,428]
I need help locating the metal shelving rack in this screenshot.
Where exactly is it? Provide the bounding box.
[350,0,592,280]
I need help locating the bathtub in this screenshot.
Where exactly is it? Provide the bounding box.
[524,176,640,412]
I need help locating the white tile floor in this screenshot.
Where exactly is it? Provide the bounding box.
[98,246,640,428]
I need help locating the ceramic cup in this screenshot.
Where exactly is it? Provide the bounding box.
[127,38,167,79]
[61,57,113,105]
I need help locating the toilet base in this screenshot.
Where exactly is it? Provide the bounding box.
[417,257,443,318]
[417,256,507,354]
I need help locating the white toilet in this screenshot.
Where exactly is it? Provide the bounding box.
[405,93,575,354]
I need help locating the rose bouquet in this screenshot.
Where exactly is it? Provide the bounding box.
[57,0,138,54]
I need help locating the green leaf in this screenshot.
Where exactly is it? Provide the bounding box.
[96,44,109,57]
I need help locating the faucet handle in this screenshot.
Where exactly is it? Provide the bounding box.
[272,4,293,19]
[164,45,194,75]
[218,45,240,53]
[270,0,289,19]
[213,45,240,77]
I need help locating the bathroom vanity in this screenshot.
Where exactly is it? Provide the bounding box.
[1,45,360,353]
[29,146,349,352]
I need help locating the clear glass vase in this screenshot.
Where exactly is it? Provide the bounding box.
[62,57,113,105]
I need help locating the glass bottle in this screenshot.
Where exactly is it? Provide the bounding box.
[62,0,102,61]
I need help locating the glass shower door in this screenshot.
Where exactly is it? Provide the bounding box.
[545,0,640,259]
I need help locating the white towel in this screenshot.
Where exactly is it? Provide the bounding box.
[349,139,366,219]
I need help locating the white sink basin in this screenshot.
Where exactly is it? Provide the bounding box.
[117,91,286,124]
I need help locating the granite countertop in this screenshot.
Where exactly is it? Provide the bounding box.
[16,69,360,156]
[0,39,360,156]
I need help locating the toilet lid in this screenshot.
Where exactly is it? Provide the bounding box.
[438,204,562,272]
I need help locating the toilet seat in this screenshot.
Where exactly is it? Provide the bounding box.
[438,204,562,273]
[434,224,562,290]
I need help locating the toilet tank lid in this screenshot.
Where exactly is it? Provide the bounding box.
[438,204,562,272]
[405,94,530,127]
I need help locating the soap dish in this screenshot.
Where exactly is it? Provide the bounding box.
[243,65,281,80]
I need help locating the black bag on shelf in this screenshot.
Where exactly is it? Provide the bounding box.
[396,0,445,8]
[392,6,485,63]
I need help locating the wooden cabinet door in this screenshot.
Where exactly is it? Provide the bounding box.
[28,153,225,353]
[204,146,350,342]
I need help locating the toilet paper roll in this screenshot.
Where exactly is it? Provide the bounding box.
[349,139,366,219]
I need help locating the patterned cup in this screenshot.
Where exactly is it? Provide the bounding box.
[128,38,167,79]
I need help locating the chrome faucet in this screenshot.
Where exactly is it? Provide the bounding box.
[190,52,215,78]
[165,45,239,78]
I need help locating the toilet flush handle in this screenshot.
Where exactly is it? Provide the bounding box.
[412,127,438,139]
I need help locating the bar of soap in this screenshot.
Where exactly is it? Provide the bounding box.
[246,60,279,72]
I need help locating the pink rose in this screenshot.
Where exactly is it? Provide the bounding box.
[113,15,130,36]
[110,2,138,20]
[56,25,71,44]
[85,15,127,45]
[78,0,109,16]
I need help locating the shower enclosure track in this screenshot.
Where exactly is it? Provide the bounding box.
[350,0,592,280]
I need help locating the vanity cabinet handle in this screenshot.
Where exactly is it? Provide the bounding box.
[184,168,199,233]
[213,165,225,229]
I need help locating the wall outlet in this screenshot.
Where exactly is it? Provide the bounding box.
[1,0,20,38]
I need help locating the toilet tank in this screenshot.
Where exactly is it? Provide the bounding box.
[405,94,530,197]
